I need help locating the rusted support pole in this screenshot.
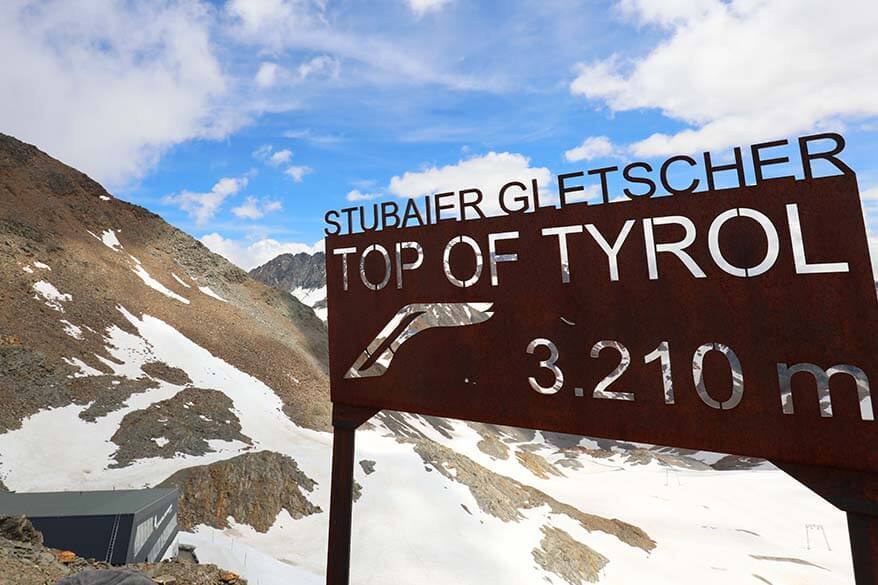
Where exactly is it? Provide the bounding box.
[326,423,356,585]
[326,404,378,585]
[848,512,878,585]
[774,462,878,585]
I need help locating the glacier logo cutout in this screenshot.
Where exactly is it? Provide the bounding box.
[344,302,494,379]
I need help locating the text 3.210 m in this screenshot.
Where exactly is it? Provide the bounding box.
[525,338,874,420]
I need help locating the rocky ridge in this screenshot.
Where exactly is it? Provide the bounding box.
[159,451,321,532]
[250,252,326,292]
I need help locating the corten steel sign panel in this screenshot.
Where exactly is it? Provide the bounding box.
[327,174,878,473]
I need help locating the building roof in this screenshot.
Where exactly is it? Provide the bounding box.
[0,488,177,517]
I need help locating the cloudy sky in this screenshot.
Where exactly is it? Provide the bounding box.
[3,0,878,271]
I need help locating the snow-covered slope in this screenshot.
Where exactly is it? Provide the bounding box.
[291,285,327,321]
[0,307,852,584]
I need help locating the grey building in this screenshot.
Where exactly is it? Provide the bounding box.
[0,488,179,564]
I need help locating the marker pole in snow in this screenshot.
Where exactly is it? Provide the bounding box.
[326,404,378,585]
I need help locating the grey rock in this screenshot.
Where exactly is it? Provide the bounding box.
[0,516,42,545]
[250,252,326,291]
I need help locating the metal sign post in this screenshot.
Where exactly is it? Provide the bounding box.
[324,135,878,584]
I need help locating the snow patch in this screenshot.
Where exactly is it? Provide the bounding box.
[154,437,169,448]
[33,280,72,311]
[60,320,83,340]
[199,286,228,302]
[291,286,326,308]
[33,261,51,270]
[181,528,322,585]
[21,265,33,273]
[101,229,123,251]
[62,357,103,378]
[171,273,192,288]
[99,195,112,201]
[291,286,327,321]
[132,265,190,304]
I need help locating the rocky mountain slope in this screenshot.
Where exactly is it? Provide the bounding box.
[250,253,327,320]
[0,133,329,434]
[0,134,855,585]
[250,252,326,292]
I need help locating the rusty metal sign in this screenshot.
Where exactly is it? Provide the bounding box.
[323,134,878,585]
[328,173,876,470]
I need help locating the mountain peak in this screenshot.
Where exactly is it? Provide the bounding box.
[250,251,326,292]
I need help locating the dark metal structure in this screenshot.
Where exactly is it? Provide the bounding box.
[0,488,179,564]
[325,170,878,583]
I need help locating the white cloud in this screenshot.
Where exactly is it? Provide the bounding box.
[269,149,293,166]
[347,190,382,202]
[232,196,283,219]
[283,129,343,144]
[225,0,488,90]
[285,165,313,182]
[255,62,281,88]
[298,55,340,80]
[564,136,618,162]
[407,0,452,17]
[388,152,552,216]
[571,0,878,156]
[164,177,248,226]
[615,0,715,28]
[256,57,339,87]
[0,1,234,187]
[253,144,309,179]
[201,233,323,270]
[253,144,274,160]
[225,0,322,45]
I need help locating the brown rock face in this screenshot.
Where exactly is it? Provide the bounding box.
[532,526,608,584]
[140,362,192,386]
[410,438,655,552]
[110,388,252,467]
[0,517,42,545]
[515,449,565,479]
[159,451,321,532]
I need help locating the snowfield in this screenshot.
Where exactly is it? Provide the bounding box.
[0,309,855,584]
[291,286,327,321]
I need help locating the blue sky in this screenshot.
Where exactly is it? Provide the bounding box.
[3,0,878,270]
